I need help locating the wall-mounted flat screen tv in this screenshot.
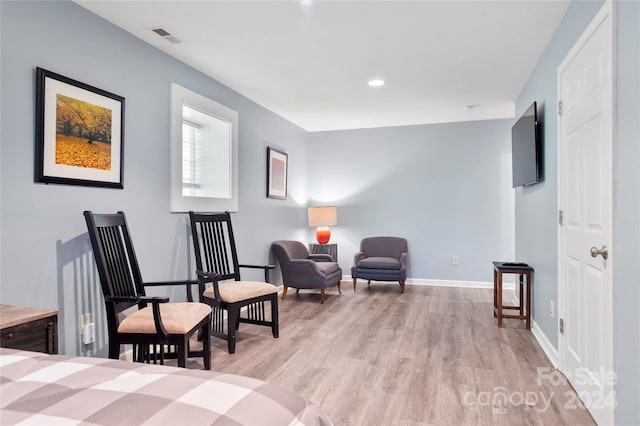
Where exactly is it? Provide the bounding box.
[511,101,541,188]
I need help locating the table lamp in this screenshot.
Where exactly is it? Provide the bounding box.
[308,206,337,244]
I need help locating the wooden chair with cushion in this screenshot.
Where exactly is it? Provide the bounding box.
[189,211,279,354]
[83,211,211,369]
[271,240,342,303]
[352,236,408,293]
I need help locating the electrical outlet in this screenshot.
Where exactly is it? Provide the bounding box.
[82,323,95,344]
[452,256,459,265]
[550,301,555,318]
[80,313,95,344]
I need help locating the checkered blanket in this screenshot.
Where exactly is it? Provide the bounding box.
[0,348,332,425]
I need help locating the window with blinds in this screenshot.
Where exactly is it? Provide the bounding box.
[180,104,232,199]
[170,83,238,212]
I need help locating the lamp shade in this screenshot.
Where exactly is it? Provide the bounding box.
[308,206,337,244]
[308,206,337,227]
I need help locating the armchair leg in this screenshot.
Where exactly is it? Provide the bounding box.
[227,307,239,354]
[271,294,279,339]
[177,338,188,368]
[400,281,405,294]
[337,280,342,294]
[320,289,325,304]
[136,344,145,363]
[203,321,211,370]
[353,278,357,292]
[281,285,288,300]
[367,280,371,286]
[108,342,120,360]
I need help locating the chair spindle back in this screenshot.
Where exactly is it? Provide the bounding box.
[84,211,145,315]
[189,212,240,282]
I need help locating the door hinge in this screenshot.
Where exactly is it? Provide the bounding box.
[558,100,563,116]
[559,318,565,334]
[559,209,563,225]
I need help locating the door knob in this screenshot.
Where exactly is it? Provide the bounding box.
[590,245,608,260]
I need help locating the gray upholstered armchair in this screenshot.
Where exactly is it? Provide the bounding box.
[351,236,408,293]
[271,240,342,303]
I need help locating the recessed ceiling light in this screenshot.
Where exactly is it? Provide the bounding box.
[368,79,385,87]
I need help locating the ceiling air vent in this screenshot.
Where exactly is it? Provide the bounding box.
[151,27,182,44]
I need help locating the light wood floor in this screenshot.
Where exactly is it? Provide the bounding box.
[183,284,595,425]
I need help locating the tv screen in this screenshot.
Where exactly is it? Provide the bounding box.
[511,102,541,187]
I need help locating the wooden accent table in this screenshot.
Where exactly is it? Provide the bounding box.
[0,304,59,354]
[493,262,533,330]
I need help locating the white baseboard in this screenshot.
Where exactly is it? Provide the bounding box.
[531,319,559,368]
[345,276,515,290]
[504,298,557,368]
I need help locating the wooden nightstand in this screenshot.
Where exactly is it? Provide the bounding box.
[0,304,59,354]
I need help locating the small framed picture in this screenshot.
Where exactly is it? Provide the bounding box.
[35,67,125,188]
[267,147,288,200]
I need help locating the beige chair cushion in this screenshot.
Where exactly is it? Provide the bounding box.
[118,302,210,335]
[203,281,278,303]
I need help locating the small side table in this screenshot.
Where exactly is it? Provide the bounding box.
[492,262,533,330]
[0,304,59,354]
[309,243,337,261]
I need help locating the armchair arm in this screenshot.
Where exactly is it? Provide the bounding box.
[138,296,171,304]
[239,263,276,282]
[143,280,199,287]
[142,280,200,302]
[308,254,335,262]
[105,295,170,304]
[196,270,219,282]
[286,259,325,282]
[196,270,223,302]
[399,252,408,281]
[353,251,366,267]
[105,295,169,337]
[399,252,408,269]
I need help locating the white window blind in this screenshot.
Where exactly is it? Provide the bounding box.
[182,120,198,187]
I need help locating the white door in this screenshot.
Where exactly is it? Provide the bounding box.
[558,2,614,425]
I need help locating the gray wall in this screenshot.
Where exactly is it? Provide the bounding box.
[308,119,515,282]
[613,1,639,423]
[514,0,603,356]
[515,1,640,424]
[0,1,310,356]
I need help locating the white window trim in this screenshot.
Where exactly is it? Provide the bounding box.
[170,83,238,212]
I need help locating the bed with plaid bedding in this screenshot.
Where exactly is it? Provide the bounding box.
[0,348,332,425]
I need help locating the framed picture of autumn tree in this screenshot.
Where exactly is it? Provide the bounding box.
[35,67,125,188]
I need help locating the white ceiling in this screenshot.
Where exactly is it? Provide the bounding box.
[75,0,569,132]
